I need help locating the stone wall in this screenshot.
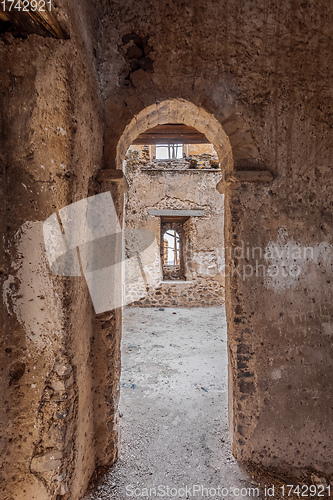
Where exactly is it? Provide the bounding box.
[129,279,225,308]
[124,149,225,308]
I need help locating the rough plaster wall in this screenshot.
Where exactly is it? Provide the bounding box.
[124,152,225,307]
[0,1,114,498]
[96,0,333,482]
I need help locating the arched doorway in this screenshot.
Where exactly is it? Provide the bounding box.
[90,98,265,494]
[105,99,241,493]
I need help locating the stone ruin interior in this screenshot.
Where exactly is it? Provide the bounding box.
[0,1,332,499]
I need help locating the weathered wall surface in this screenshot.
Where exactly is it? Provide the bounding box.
[96,0,333,484]
[124,149,225,307]
[0,2,121,499]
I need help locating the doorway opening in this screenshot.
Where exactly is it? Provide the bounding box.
[118,125,230,488]
[115,113,234,492]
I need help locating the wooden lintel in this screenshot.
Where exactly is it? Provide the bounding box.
[132,136,209,145]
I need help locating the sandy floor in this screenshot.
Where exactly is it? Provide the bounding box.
[84,307,264,499]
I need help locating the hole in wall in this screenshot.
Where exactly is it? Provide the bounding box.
[118,32,154,86]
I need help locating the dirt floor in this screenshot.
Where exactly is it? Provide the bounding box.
[84,306,265,499]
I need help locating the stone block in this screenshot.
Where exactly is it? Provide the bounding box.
[31,451,63,473]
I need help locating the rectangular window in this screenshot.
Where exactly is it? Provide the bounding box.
[156,144,183,160]
[161,220,185,281]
